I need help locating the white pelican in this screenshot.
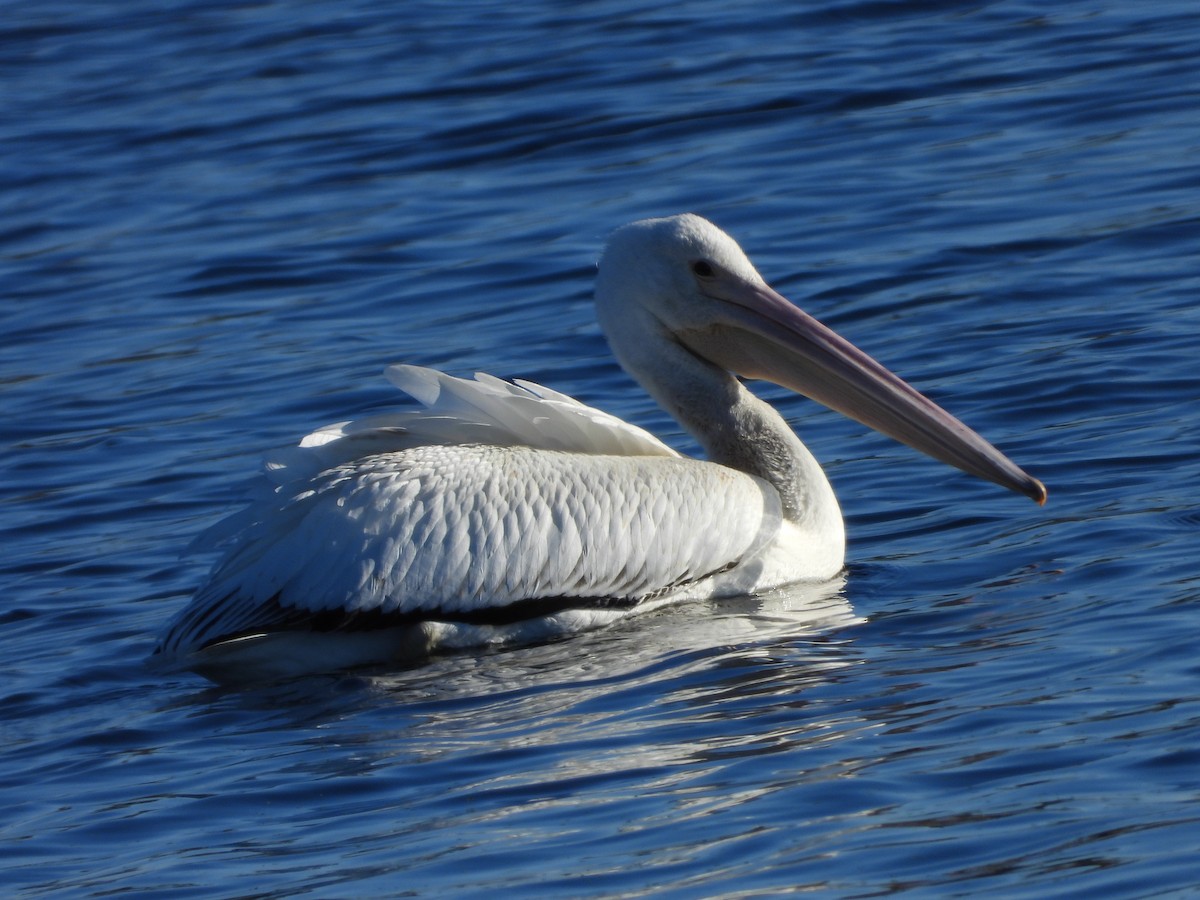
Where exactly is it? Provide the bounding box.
[156,214,1044,681]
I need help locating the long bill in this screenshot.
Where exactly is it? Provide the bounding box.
[685,279,1047,504]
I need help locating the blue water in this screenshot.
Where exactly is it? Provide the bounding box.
[3,0,1199,895]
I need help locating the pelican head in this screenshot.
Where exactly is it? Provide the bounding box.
[595,213,1046,504]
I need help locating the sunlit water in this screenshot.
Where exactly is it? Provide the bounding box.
[3,1,1199,896]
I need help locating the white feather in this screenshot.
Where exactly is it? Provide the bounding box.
[160,364,793,660]
[261,366,676,488]
[191,366,678,554]
[161,443,783,657]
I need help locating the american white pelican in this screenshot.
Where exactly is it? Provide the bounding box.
[156,214,1045,681]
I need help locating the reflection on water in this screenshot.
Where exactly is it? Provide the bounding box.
[155,578,875,893]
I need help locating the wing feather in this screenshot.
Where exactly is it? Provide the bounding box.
[190,364,675,555]
[249,365,677,494]
[159,444,782,656]
[161,365,776,659]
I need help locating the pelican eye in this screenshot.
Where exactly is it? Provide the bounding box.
[691,259,716,278]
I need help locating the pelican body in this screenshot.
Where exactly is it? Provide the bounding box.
[157,214,1044,681]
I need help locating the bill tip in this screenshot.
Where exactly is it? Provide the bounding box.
[1030,477,1048,506]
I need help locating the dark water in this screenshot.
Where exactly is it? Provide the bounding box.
[4,0,1199,895]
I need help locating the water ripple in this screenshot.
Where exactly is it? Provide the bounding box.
[3,0,1200,896]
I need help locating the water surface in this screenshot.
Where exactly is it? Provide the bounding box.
[3,1,1199,896]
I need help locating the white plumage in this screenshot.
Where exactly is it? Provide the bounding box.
[157,214,1044,681]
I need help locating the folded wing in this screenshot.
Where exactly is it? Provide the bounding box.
[159,367,781,657]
